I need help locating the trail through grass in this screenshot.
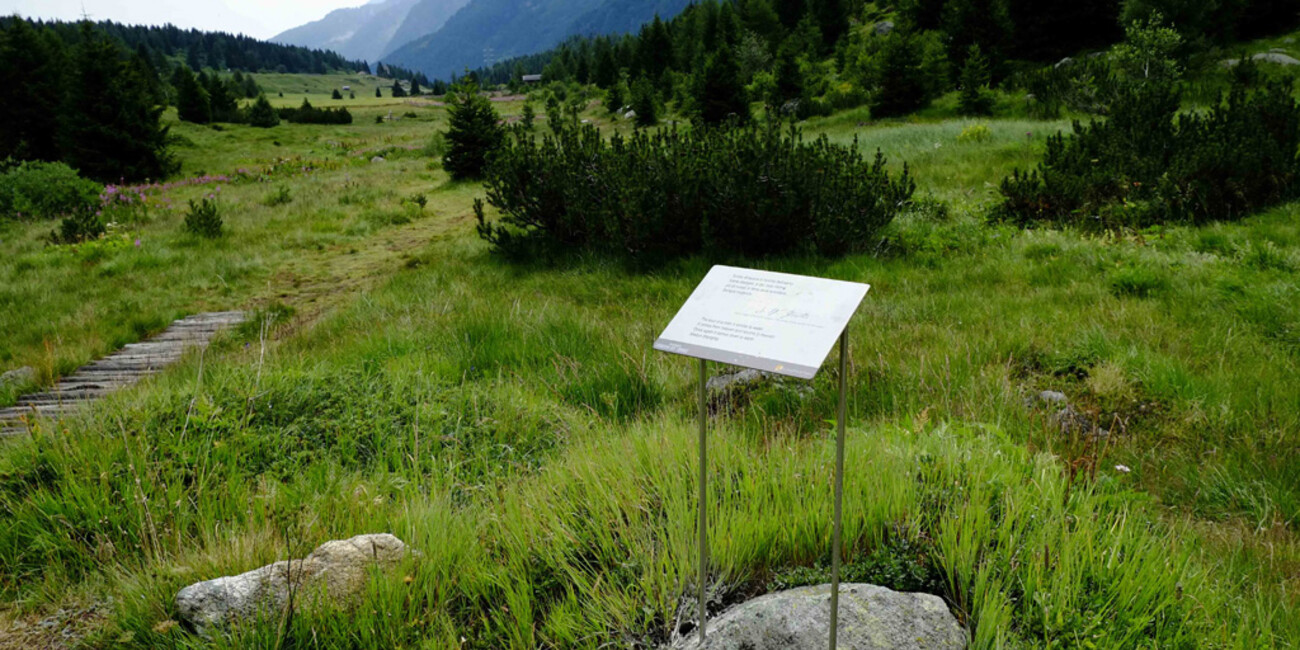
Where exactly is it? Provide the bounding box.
[0,88,1298,647]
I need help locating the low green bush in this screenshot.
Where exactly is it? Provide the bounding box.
[278,99,353,125]
[998,79,1300,228]
[476,123,915,261]
[183,196,223,238]
[262,184,292,207]
[51,207,105,244]
[0,161,102,221]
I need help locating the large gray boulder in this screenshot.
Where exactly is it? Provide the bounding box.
[176,534,409,635]
[674,584,965,650]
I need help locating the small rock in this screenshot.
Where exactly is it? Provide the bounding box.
[1038,390,1068,405]
[873,20,894,36]
[673,583,965,650]
[1050,406,1094,437]
[0,366,35,388]
[1054,56,1074,68]
[176,534,409,636]
[371,156,385,163]
[624,110,637,120]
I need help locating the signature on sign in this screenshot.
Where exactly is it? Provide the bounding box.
[743,305,821,327]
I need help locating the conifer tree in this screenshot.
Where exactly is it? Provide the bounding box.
[520,101,536,130]
[606,79,627,114]
[594,42,619,88]
[771,46,805,113]
[870,31,930,117]
[392,81,407,98]
[376,86,383,98]
[332,88,343,100]
[59,23,175,182]
[247,94,279,127]
[630,77,659,127]
[958,44,994,115]
[202,71,238,122]
[443,79,504,179]
[695,44,749,125]
[410,78,423,95]
[0,19,65,161]
[943,0,1012,79]
[175,66,211,124]
[130,44,165,107]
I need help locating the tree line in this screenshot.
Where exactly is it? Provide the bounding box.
[0,17,389,182]
[0,16,369,76]
[468,0,1299,125]
[0,19,174,182]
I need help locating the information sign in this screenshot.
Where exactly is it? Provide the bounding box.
[654,265,870,650]
[654,265,869,378]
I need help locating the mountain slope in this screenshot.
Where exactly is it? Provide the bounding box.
[271,0,425,62]
[383,0,477,59]
[381,0,691,79]
[565,0,694,37]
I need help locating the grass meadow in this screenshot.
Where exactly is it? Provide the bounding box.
[0,72,1297,648]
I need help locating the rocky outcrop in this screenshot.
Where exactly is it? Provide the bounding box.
[673,583,965,650]
[175,534,409,635]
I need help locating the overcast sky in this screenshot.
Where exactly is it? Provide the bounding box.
[1,0,366,40]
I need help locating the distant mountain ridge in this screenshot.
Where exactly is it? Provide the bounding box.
[381,0,694,79]
[271,0,467,63]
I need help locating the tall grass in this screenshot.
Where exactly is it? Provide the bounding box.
[1,77,1299,647]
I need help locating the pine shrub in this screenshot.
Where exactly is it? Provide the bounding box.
[475,123,914,262]
[246,95,279,128]
[183,196,223,238]
[52,206,105,244]
[999,79,1300,227]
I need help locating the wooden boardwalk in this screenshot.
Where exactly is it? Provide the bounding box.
[0,311,246,437]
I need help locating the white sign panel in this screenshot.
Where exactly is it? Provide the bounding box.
[654,266,869,379]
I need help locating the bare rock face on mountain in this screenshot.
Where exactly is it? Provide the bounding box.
[672,583,965,650]
[175,534,410,635]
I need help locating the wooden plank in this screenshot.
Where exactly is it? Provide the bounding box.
[60,373,146,383]
[0,404,75,419]
[21,390,112,403]
[1,311,247,435]
[79,360,175,371]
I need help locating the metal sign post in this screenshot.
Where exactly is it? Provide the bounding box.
[697,357,709,641]
[655,265,868,650]
[829,328,847,650]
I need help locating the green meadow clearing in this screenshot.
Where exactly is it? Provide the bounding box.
[0,74,1298,648]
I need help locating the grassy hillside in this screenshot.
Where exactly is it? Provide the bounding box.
[0,70,1298,648]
